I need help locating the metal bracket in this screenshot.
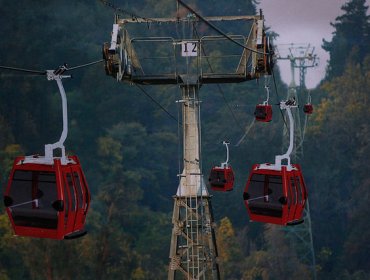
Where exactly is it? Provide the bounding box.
[220,141,230,168]
[258,99,297,171]
[23,69,74,166]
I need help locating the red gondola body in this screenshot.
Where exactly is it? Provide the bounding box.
[254,104,272,122]
[3,155,90,240]
[209,166,234,192]
[243,163,307,226]
[303,103,313,114]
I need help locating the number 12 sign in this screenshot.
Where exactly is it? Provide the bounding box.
[181,41,198,57]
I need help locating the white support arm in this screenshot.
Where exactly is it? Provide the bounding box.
[44,71,70,164]
[220,141,230,168]
[22,70,73,166]
[258,100,297,171]
[263,84,270,105]
[274,102,294,170]
[109,24,119,53]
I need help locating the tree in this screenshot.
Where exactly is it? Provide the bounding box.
[216,217,244,279]
[305,54,370,277]
[322,0,370,79]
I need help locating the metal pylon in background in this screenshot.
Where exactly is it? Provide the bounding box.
[168,84,219,280]
[281,200,317,280]
[277,44,318,160]
[276,44,318,280]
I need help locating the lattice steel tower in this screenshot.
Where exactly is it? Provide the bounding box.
[102,2,272,278]
[277,44,318,160]
[276,44,318,280]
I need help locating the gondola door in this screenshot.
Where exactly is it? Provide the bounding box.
[287,173,299,224]
[293,172,307,222]
[63,170,78,235]
[4,161,65,239]
[70,166,89,231]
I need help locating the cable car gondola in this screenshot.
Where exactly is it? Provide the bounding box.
[243,100,307,226]
[254,104,272,122]
[3,69,91,239]
[208,141,235,192]
[4,155,90,239]
[254,84,272,122]
[303,92,313,114]
[303,103,313,114]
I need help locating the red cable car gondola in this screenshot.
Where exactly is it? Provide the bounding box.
[4,155,90,239]
[254,84,272,122]
[3,69,91,239]
[209,141,235,192]
[254,104,272,122]
[303,103,313,114]
[243,100,307,226]
[303,92,313,114]
[243,163,306,225]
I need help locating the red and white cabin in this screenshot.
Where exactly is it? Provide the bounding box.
[244,100,308,226]
[254,104,272,122]
[3,155,90,240]
[303,103,313,114]
[208,141,235,192]
[243,163,307,225]
[209,166,234,192]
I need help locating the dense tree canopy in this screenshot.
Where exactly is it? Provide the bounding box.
[322,0,370,79]
[0,0,369,279]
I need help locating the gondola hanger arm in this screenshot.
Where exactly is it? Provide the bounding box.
[45,70,72,165]
[263,84,270,105]
[220,141,230,168]
[258,99,297,171]
[275,100,296,168]
[22,68,73,166]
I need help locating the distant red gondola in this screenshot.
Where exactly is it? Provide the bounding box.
[303,103,313,114]
[3,69,91,239]
[254,84,272,122]
[254,104,272,122]
[243,100,308,225]
[303,92,313,114]
[4,155,90,239]
[209,166,234,192]
[209,141,235,191]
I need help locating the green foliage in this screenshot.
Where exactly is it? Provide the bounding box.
[322,0,370,79]
[0,0,369,279]
[216,217,244,279]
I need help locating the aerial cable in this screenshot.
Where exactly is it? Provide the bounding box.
[177,0,269,56]
[271,67,289,130]
[99,0,159,23]
[217,84,245,133]
[135,84,180,124]
[66,59,104,71]
[296,91,311,151]
[193,25,246,139]
[0,65,46,75]
[235,118,256,147]
[0,59,104,77]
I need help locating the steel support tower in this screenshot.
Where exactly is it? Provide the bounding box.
[168,83,219,279]
[103,4,272,278]
[277,44,318,160]
[276,44,318,280]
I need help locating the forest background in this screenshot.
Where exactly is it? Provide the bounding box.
[0,0,369,279]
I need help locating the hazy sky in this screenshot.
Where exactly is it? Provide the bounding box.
[258,0,370,88]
